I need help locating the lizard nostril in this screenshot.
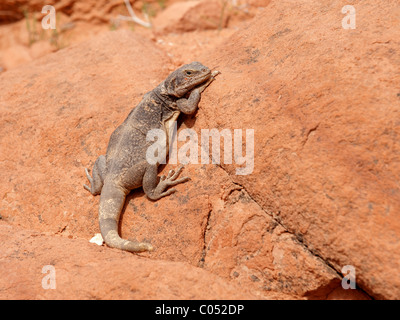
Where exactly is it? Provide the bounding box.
[202,68,207,72]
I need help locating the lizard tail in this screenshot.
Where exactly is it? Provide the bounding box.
[98,180,153,253]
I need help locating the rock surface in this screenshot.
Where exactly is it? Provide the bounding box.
[0,29,172,238]
[1,0,397,300]
[0,0,134,24]
[0,29,300,300]
[153,0,228,35]
[199,0,400,299]
[0,222,262,299]
[0,44,32,69]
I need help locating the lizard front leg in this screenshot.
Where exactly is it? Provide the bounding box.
[143,164,189,200]
[176,71,219,115]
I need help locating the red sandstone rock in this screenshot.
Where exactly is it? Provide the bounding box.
[0,28,359,300]
[0,222,261,299]
[0,44,32,69]
[0,0,127,24]
[199,0,400,299]
[153,0,228,35]
[1,0,396,300]
[0,30,178,255]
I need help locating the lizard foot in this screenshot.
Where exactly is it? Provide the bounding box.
[148,165,190,200]
[83,168,93,192]
[83,167,103,196]
[83,155,106,195]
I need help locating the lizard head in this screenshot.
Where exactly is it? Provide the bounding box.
[164,62,211,98]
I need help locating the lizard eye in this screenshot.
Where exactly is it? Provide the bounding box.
[185,71,192,76]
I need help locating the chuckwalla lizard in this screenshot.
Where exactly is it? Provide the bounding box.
[84,62,218,252]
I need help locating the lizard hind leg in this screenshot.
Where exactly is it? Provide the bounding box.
[84,155,106,196]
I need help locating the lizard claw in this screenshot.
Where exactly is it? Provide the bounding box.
[85,168,92,182]
[147,165,190,200]
[167,169,175,179]
[84,168,93,193]
[165,165,189,184]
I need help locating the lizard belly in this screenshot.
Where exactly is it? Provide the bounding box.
[163,110,180,155]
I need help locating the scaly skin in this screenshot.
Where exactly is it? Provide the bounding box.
[84,62,218,252]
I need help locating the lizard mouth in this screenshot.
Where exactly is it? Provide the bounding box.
[176,71,211,97]
[190,70,211,87]
[197,70,211,83]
